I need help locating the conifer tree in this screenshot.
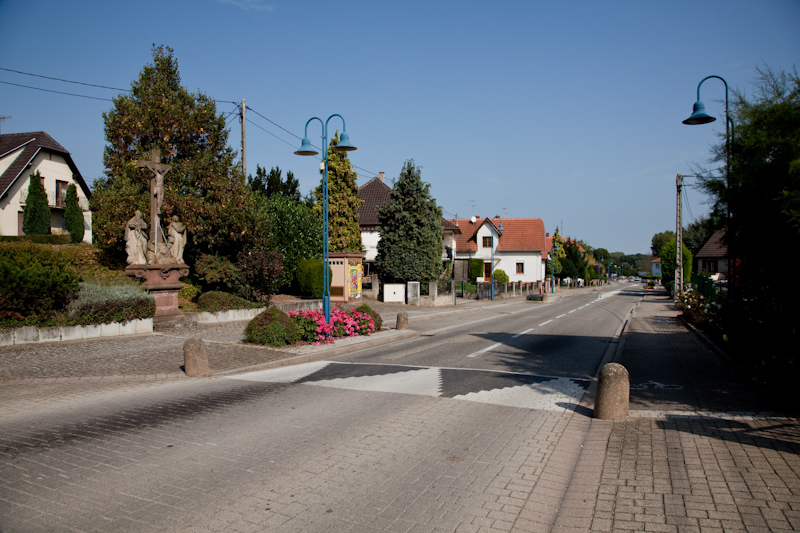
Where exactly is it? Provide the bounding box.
[375,160,443,283]
[22,171,51,235]
[313,134,362,253]
[64,183,85,243]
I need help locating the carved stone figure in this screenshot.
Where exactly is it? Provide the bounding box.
[167,215,187,264]
[125,210,148,265]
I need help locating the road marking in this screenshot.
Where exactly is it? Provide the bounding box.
[512,328,533,338]
[467,342,504,358]
[539,320,553,326]
[556,314,566,319]
[568,309,577,313]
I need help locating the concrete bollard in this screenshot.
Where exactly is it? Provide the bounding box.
[594,362,629,419]
[183,338,210,377]
[396,311,409,331]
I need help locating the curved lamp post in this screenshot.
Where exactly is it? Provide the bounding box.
[294,114,356,323]
[550,244,559,293]
[683,75,735,295]
[490,219,503,301]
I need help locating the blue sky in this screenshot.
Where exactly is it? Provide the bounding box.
[1,0,797,254]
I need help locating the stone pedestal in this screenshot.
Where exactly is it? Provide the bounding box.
[126,264,189,316]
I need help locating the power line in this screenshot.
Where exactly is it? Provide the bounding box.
[0,67,130,92]
[0,80,113,101]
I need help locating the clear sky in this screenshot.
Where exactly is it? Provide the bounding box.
[1,0,797,254]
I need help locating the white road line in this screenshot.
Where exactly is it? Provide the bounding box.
[556,314,566,318]
[539,320,553,326]
[512,328,534,338]
[568,309,577,313]
[467,342,504,358]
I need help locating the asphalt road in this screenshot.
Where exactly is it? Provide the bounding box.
[0,285,642,532]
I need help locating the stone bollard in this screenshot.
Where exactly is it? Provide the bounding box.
[396,311,409,331]
[594,362,629,419]
[183,338,210,377]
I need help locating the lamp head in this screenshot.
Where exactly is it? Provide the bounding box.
[333,131,357,152]
[294,137,319,156]
[683,100,716,125]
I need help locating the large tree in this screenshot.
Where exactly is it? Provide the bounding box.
[375,160,443,283]
[660,239,692,291]
[650,230,675,259]
[22,172,51,235]
[249,165,301,201]
[64,183,85,243]
[698,65,799,367]
[92,45,269,264]
[313,134,362,253]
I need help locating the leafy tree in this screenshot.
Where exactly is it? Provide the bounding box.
[249,165,301,201]
[260,194,323,288]
[64,183,85,243]
[660,240,692,291]
[650,230,675,258]
[593,247,611,276]
[546,226,566,276]
[375,160,443,283]
[92,45,269,265]
[560,239,586,279]
[313,133,362,253]
[697,65,800,374]
[22,172,51,235]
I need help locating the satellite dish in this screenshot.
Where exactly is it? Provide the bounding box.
[470,216,476,224]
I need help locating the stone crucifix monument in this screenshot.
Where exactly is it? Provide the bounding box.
[125,148,189,317]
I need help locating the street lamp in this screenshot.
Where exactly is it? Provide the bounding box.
[490,218,503,301]
[683,75,735,292]
[294,114,356,323]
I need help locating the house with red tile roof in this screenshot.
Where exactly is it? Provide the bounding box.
[357,174,460,275]
[449,215,546,283]
[0,132,92,241]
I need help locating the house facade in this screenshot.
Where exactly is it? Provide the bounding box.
[651,258,662,277]
[0,132,92,242]
[694,229,728,279]
[450,216,546,284]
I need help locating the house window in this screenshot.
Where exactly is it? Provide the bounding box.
[516,262,524,274]
[482,236,492,248]
[55,181,68,207]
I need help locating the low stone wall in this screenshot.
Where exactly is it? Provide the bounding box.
[0,318,154,347]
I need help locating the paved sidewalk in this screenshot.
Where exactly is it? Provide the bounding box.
[557,290,800,533]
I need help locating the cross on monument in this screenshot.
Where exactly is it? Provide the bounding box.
[137,148,171,261]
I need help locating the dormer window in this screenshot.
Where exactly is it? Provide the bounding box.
[482,236,492,248]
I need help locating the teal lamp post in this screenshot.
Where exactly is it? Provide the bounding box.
[490,218,504,301]
[294,114,356,323]
[683,75,734,293]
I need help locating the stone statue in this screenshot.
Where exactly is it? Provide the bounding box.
[167,215,187,264]
[125,210,148,265]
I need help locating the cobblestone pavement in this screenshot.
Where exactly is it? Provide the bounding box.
[1,288,799,532]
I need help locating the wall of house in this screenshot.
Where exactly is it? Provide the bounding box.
[455,224,544,284]
[1,152,92,242]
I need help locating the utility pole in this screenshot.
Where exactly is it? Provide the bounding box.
[676,173,683,298]
[240,100,246,177]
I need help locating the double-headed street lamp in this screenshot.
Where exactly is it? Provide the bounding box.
[294,114,356,323]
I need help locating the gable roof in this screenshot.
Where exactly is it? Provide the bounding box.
[0,131,91,200]
[357,177,392,227]
[449,217,545,253]
[695,229,727,259]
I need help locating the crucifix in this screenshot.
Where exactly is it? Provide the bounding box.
[137,148,171,263]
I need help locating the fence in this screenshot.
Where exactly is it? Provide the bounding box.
[691,276,726,303]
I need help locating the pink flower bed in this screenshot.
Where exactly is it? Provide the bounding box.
[289,306,376,345]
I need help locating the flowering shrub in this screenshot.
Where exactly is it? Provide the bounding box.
[675,287,722,332]
[289,305,376,345]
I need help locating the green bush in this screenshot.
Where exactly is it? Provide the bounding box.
[0,260,80,317]
[493,269,509,284]
[236,249,284,302]
[195,254,241,293]
[296,258,331,298]
[355,303,382,330]
[469,258,484,283]
[197,291,261,313]
[244,307,298,346]
[22,172,51,235]
[67,283,155,324]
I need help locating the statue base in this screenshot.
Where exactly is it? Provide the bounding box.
[126,264,190,316]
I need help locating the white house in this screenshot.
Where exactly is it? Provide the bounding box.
[451,216,546,284]
[0,132,92,242]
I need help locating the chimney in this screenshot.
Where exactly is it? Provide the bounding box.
[379,172,384,183]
